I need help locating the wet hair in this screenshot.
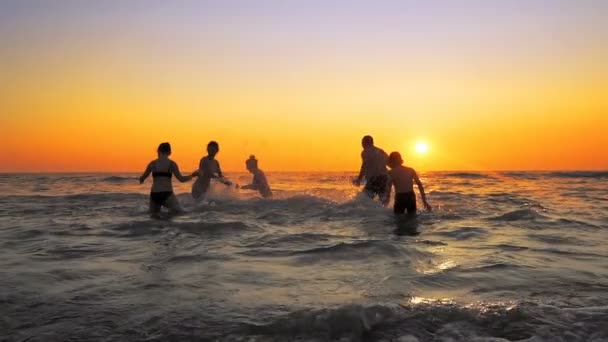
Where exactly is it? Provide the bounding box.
[362,135,374,145]
[157,142,171,154]
[388,151,403,165]
[207,141,219,149]
[246,155,258,169]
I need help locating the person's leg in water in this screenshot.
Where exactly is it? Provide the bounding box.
[364,175,388,200]
[367,176,379,199]
[149,196,163,219]
[192,178,211,202]
[392,192,419,235]
[149,191,177,218]
[192,181,202,201]
[375,175,389,200]
[394,191,417,215]
[393,192,407,214]
[405,191,417,216]
[164,194,185,216]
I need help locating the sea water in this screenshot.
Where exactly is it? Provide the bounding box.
[1,171,607,341]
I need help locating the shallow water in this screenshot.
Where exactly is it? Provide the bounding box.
[1,171,607,341]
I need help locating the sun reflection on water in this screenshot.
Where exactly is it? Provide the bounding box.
[419,260,458,275]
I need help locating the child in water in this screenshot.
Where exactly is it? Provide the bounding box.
[191,141,232,200]
[239,155,272,198]
[383,151,431,214]
[139,142,197,217]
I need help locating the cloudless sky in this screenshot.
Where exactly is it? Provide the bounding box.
[1,0,607,171]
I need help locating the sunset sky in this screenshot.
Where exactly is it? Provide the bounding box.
[2,1,607,172]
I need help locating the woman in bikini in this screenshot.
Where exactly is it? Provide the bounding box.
[139,142,197,217]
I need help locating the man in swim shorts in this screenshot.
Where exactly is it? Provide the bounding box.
[353,135,389,200]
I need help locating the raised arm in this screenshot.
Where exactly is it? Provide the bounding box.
[171,161,193,183]
[413,169,431,210]
[139,162,152,184]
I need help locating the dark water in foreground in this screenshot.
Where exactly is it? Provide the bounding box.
[1,171,607,341]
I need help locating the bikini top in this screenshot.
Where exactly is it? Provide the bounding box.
[152,171,172,178]
[152,163,172,178]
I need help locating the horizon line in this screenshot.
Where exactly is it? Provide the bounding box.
[1,169,606,174]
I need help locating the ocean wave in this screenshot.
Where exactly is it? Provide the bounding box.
[531,247,608,259]
[166,253,233,263]
[244,303,403,339]
[487,208,548,222]
[104,219,263,239]
[243,301,608,341]
[500,171,542,179]
[107,221,167,237]
[102,176,135,183]
[431,226,489,240]
[6,192,147,202]
[241,240,423,261]
[493,243,530,251]
[429,190,479,199]
[180,221,265,236]
[554,218,601,230]
[294,240,404,257]
[525,233,591,245]
[207,195,338,216]
[486,192,539,206]
[442,172,493,179]
[499,171,608,180]
[460,262,525,272]
[266,195,336,209]
[231,195,379,223]
[32,243,111,260]
[241,232,338,248]
[547,171,608,179]
[11,228,47,239]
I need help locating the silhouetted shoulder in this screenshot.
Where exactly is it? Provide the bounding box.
[406,166,417,177]
[199,157,210,168]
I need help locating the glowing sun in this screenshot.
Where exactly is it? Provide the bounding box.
[415,141,429,155]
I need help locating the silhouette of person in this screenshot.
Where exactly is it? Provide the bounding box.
[139,142,197,217]
[239,155,272,198]
[382,151,431,214]
[191,141,232,200]
[353,135,389,200]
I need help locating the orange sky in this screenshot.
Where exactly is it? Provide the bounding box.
[1,1,607,172]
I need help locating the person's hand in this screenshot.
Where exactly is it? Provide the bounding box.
[191,170,199,177]
[423,201,432,211]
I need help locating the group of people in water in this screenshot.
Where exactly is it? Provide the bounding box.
[139,135,431,218]
[139,140,271,217]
